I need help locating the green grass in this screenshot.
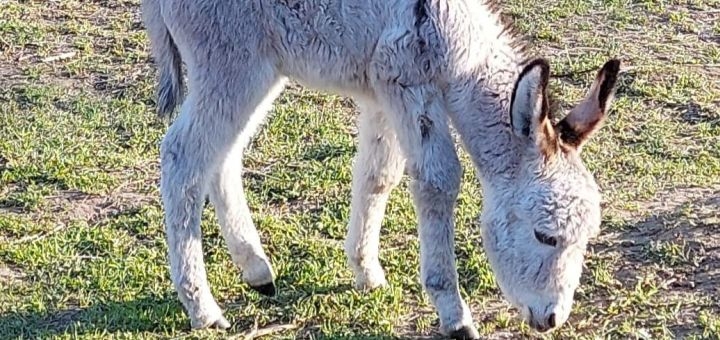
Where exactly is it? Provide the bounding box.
[1,0,719,339]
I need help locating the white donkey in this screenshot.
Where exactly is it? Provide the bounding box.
[142,0,621,338]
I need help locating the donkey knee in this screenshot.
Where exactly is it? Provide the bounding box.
[160,120,216,187]
[408,153,462,201]
[392,109,462,199]
[159,127,189,180]
[366,169,403,195]
[355,133,405,193]
[423,270,453,294]
[160,129,200,210]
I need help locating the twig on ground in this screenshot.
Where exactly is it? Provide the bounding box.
[10,224,66,245]
[551,68,598,79]
[41,51,76,63]
[242,318,260,340]
[227,318,298,340]
[243,168,283,182]
[247,323,298,339]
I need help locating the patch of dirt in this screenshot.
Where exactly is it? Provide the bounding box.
[2,189,156,245]
[615,185,720,219]
[0,264,26,285]
[605,187,719,292]
[601,185,720,257]
[44,189,155,225]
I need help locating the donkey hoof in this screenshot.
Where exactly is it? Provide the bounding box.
[190,314,231,330]
[353,268,388,291]
[354,276,387,291]
[250,282,276,296]
[211,316,231,329]
[448,325,480,340]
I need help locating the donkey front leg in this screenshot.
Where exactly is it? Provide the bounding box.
[373,84,478,339]
[345,101,406,290]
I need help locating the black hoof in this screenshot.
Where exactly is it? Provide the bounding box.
[250,282,276,296]
[449,325,480,340]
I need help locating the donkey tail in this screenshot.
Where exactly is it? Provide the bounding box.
[142,0,184,118]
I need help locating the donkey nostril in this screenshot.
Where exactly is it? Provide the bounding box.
[547,313,556,328]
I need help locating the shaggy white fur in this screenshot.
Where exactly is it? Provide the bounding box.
[142,0,621,338]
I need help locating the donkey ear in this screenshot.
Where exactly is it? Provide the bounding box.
[510,58,553,144]
[557,59,621,150]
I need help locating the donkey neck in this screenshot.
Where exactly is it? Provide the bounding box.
[446,55,525,190]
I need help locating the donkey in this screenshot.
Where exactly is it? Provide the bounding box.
[141,0,621,338]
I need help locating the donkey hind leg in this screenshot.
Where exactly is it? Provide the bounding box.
[160,62,280,330]
[345,101,406,291]
[373,84,479,339]
[209,79,287,296]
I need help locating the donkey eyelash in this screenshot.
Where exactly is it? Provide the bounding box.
[534,230,558,247]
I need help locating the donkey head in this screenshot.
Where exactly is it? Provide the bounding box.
[481,58,621,333]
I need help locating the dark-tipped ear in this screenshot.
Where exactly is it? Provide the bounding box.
[510,59,550,138]
[510,58,556,153]
[557,59,621,150]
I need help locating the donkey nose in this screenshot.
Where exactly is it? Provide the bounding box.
[547,313,556,328]
[527,308,559,333]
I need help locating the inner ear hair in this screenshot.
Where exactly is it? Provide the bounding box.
[509,58,551,137]
[556,59,622,149]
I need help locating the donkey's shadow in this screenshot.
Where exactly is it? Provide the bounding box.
[0,293,183,338]
[0,277,374,339]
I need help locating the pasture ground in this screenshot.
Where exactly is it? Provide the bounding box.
[1,0,719,339]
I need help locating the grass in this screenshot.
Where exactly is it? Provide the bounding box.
[1,0,719,339]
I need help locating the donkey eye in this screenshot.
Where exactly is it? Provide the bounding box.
[534,230,557,247]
